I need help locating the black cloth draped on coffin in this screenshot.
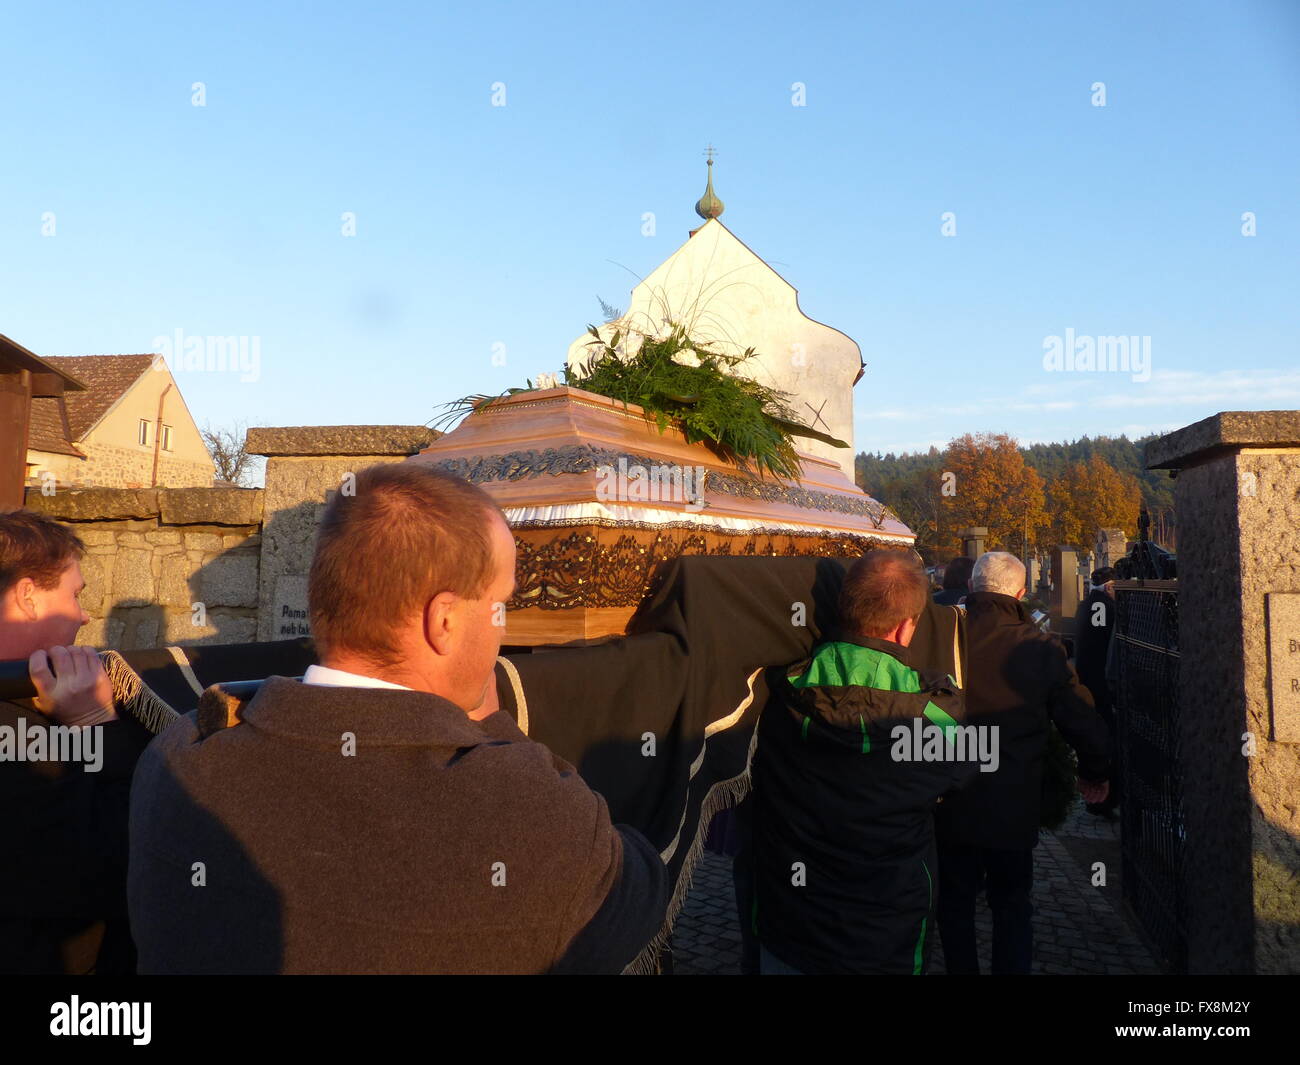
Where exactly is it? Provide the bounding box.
[113,556,965,943]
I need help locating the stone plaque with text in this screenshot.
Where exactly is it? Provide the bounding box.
[272,575,311,640]
[1267,592,1300,743]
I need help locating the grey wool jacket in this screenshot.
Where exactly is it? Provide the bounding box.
[127,676,668,973]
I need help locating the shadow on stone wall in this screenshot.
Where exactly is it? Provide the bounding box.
[180,541,261,647]
[94,538,261,651]
[1256,809,1300,973]
[104,601,166,652]
[255,499,326,643]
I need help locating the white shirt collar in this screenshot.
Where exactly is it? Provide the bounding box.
[301,664,412,691]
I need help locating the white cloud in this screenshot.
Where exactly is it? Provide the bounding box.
[855,367,1300,427]
[1092,368,1300,409]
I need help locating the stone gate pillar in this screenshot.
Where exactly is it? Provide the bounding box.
[246,426,436,642]
[1147,411,1300,974]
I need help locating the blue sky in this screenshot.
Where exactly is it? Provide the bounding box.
[2,0,1297,457]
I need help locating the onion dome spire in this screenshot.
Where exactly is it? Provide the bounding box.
[694,145,725,222]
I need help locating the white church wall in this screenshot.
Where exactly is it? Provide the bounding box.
[566,219,861,480]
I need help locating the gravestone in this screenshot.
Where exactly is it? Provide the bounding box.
[1095,527,1127,570]
[1035,552,1052,601]
[1049,546,1080,636]
[960,526,988,560]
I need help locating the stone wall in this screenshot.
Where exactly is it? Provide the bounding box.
[76,440,215,488]
[20,426,435,652]
[25,487,264,650]
[28,441,215,490]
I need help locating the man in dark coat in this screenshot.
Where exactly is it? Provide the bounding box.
[752,550,980,974]
[1074,567,1120,817]
[935,551,1110,975]
[933,555,974,606]
[0,510,152,974]
[128,463,668,974]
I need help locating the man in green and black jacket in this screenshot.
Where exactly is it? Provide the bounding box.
[752,549,982,975]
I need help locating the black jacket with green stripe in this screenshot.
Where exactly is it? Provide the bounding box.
[752,634,978,974]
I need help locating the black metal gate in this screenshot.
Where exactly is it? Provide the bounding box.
[1109,580,1185,973]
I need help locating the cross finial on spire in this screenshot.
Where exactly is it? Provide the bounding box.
[703,143,717,165]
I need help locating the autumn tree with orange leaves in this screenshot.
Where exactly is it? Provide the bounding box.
[938,432,1048,556]
[1045,455,1142,550]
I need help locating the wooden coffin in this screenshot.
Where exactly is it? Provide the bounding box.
[408,386,913,645]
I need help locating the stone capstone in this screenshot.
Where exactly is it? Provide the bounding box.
[246,425,438,457]
[159,487,264,526]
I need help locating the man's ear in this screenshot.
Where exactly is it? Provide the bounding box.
[896,614,919,648]
[423,591,459,654]
[11,577,40,621]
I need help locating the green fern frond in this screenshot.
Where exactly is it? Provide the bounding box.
[436,323,843,481]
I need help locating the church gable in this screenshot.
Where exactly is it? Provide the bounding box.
[566,178,864,479]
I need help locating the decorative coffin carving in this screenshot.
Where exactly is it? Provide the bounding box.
[409,387,912,645]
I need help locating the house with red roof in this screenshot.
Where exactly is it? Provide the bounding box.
[23,352,215,489]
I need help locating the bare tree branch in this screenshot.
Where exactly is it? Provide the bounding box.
[202,422,258,487]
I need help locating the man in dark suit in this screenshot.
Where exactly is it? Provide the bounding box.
[935,551,1110,974]
[0,510,152,973]
[128,462,668,973]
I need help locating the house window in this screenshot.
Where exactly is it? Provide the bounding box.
[161,424,174,452]
[138,419,151,447]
